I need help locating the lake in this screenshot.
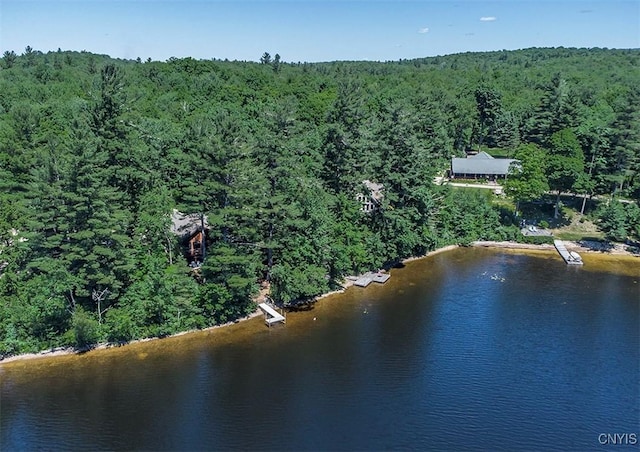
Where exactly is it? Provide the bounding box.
[1,248,639,451]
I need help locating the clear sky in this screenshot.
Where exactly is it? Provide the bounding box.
[1,0,638,62]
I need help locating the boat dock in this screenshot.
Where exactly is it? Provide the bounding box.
[258,303,286,326]
[354,272,391,287]
[554,240,583,265]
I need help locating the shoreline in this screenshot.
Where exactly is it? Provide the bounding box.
[314,244,461,301]
[473,239,639,256]
[0,310,265,365]
[472,240,554,250]
[2,240,636,365]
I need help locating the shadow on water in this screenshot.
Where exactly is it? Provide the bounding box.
[285,302,316,312]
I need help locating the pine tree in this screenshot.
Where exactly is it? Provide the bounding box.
[525,74,579,146]
[321,81,364,194]
[92,63,151,210]
[608,87,640,195]
[474,85,502,148]
[2,50,17,69]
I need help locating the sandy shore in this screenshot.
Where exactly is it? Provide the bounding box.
[472,241,554,250]
[2,240,636,365]
[472,239,639,256]
[0,310,264,365]
[400,244,461,262]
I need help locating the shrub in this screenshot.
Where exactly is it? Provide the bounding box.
[71,308,101,349]
[104,308,137,343]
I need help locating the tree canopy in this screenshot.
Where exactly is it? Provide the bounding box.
[1,46,638,356]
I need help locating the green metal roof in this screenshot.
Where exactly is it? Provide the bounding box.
[451,155,517,175]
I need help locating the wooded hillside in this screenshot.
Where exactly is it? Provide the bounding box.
[1,47,638,355]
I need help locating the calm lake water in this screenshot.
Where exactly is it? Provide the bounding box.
[1,248,639,451]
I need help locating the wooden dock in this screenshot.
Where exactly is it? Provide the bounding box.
[554,240,583,265]
[354,272,391,287]
[258,303,286,326]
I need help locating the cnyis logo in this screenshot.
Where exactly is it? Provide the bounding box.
[598,433,638,446]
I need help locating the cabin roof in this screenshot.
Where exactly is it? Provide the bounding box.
[170,210,208,236]
[469,151,495,160]
[362,180,384,201]
[451,154,517,175]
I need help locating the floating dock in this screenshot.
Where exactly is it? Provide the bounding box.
[554,240,583,265]
[354,272,391,287]
[258,303,286,326]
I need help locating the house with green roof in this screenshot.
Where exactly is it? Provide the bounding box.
[450,151,518,180]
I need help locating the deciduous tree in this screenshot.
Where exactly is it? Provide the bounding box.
[504,143,549,214]
[546,129,585,218]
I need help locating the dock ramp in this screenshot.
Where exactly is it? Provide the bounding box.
[554,240,583,265]
[258,303,286,326]
[354,272,391,287]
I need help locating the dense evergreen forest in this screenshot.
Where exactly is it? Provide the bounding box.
[1,47,639,356]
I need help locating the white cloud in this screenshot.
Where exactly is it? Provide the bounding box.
[480,16,497,22]
[418,27,430,34]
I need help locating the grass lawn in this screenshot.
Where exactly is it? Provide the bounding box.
[548,208,605,241]
[452,186,615,242]
[501,197,608,242]
[553,230,605,241]
[552,217,605,240]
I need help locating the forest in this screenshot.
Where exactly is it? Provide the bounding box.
[1,47,639,356]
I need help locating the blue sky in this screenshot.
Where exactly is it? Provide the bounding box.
[1,0,638,62]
